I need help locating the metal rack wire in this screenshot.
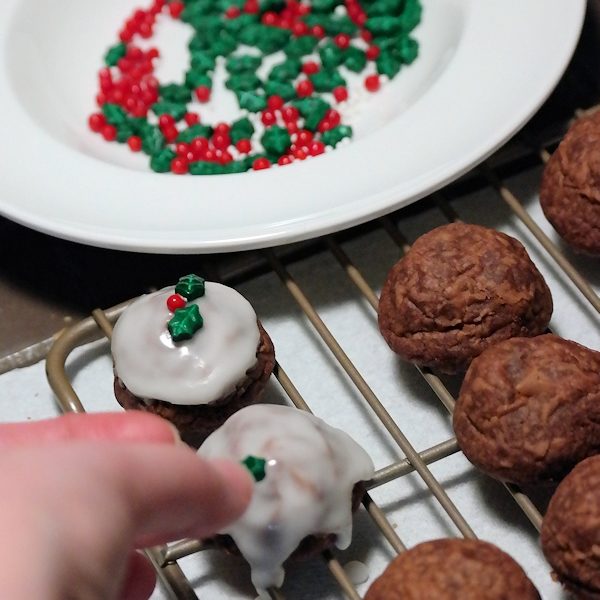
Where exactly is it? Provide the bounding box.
[46,105,599,599]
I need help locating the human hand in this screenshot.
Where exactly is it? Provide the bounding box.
[0,412,253,600]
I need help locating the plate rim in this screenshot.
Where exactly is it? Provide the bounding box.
[0,0,587,253]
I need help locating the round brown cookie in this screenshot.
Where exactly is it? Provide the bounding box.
[378,223,553,373]
[540,110,600,255]
[453,334,600,485]
[114,322,275,447]
[365,538,540,600]
[542,455,600,599]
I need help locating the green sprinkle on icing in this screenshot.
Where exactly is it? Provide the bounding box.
[175,274,206,301]
[242,455,267,482]
[168,304,204,342]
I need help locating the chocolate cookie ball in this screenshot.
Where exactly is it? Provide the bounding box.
[542,456,600,598]
[378,223,553,373]
[540,111,600,255]
[453,335,600,485]
[365,539,540,600]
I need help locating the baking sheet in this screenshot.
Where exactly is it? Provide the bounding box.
[1,165,598,599]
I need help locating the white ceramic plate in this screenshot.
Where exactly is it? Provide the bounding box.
[0,0,585,253]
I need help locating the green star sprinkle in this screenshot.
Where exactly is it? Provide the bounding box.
[241,455,267,482]
[168,304,204,342]
[175,274,206,301]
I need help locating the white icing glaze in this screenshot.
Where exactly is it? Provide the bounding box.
[198,404,375,593]
[111,282,260,406]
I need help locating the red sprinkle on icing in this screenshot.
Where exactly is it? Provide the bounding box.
[167,293,187,311]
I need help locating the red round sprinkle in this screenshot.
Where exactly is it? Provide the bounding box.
[261,110,277,126]
[152,0,166,14]
[163,125,179,142]
[297,3,311,15]
[88,113,106,133]
[332,86,348,102]
[225,5,241,18]
[159,114,176,129]
[334,33,351,49]
[219,150,234,163]
[281,106,299,122]
[184,112,200,126]
[309,140,325,156]
[139,22,153,38]
[355,12,366,26]
[176,142,189,156]
[360,29,372,43]
[365,74,380,92]
[244,0,260,13]
[214,122,230,135]
[262,11,278,25]
[286,121,299,135]
[171,157,188,174]
[236,138,252,153]
[366,45,380,60]
[128,135,143,151]
[317,119,332,133]
[253,157,271,170]
[169,1,185,18]
[292,21,309,36]
[190,137,209,156]
[119,27,134,43]
[167,293,187,311]
[212,132,231,150]
[267,95,284,110]
[101,124,117,141]
[325,108,341,127]
[296,79,314,97]
[292,147,307,160]
[147,47,160,60]
[302,61,319,75]
[278,155,294,166]
[311,24,325,37]
[295,129,313,145]
[195,85,211,102]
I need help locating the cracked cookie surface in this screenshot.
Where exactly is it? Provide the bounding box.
[378,223,553,373]
[453,334,600,485]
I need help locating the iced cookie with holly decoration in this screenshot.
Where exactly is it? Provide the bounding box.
[198,403,375,594]
[111,274,275,446]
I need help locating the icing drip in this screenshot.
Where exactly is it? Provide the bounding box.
[198,404,375,593]
[111,282,260,405]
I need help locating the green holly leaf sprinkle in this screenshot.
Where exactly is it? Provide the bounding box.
[150,148,176,173]
[321,125,353,148]
[261,126,291,156]
[104,43,127,67]
[241,455,267,482]
[168,304,204,342]
[102,103,128,126]
[175,274,206,301]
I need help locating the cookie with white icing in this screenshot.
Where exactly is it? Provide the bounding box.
[112,275,275,446]
[198,404,375,594]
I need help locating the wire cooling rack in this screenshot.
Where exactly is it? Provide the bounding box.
[45,98,600,598]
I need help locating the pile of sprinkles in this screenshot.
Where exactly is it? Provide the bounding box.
[88,0,421,174]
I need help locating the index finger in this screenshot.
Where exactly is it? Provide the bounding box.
[0,412,179,447]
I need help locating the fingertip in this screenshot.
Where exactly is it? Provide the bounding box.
[207,459,254,521]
